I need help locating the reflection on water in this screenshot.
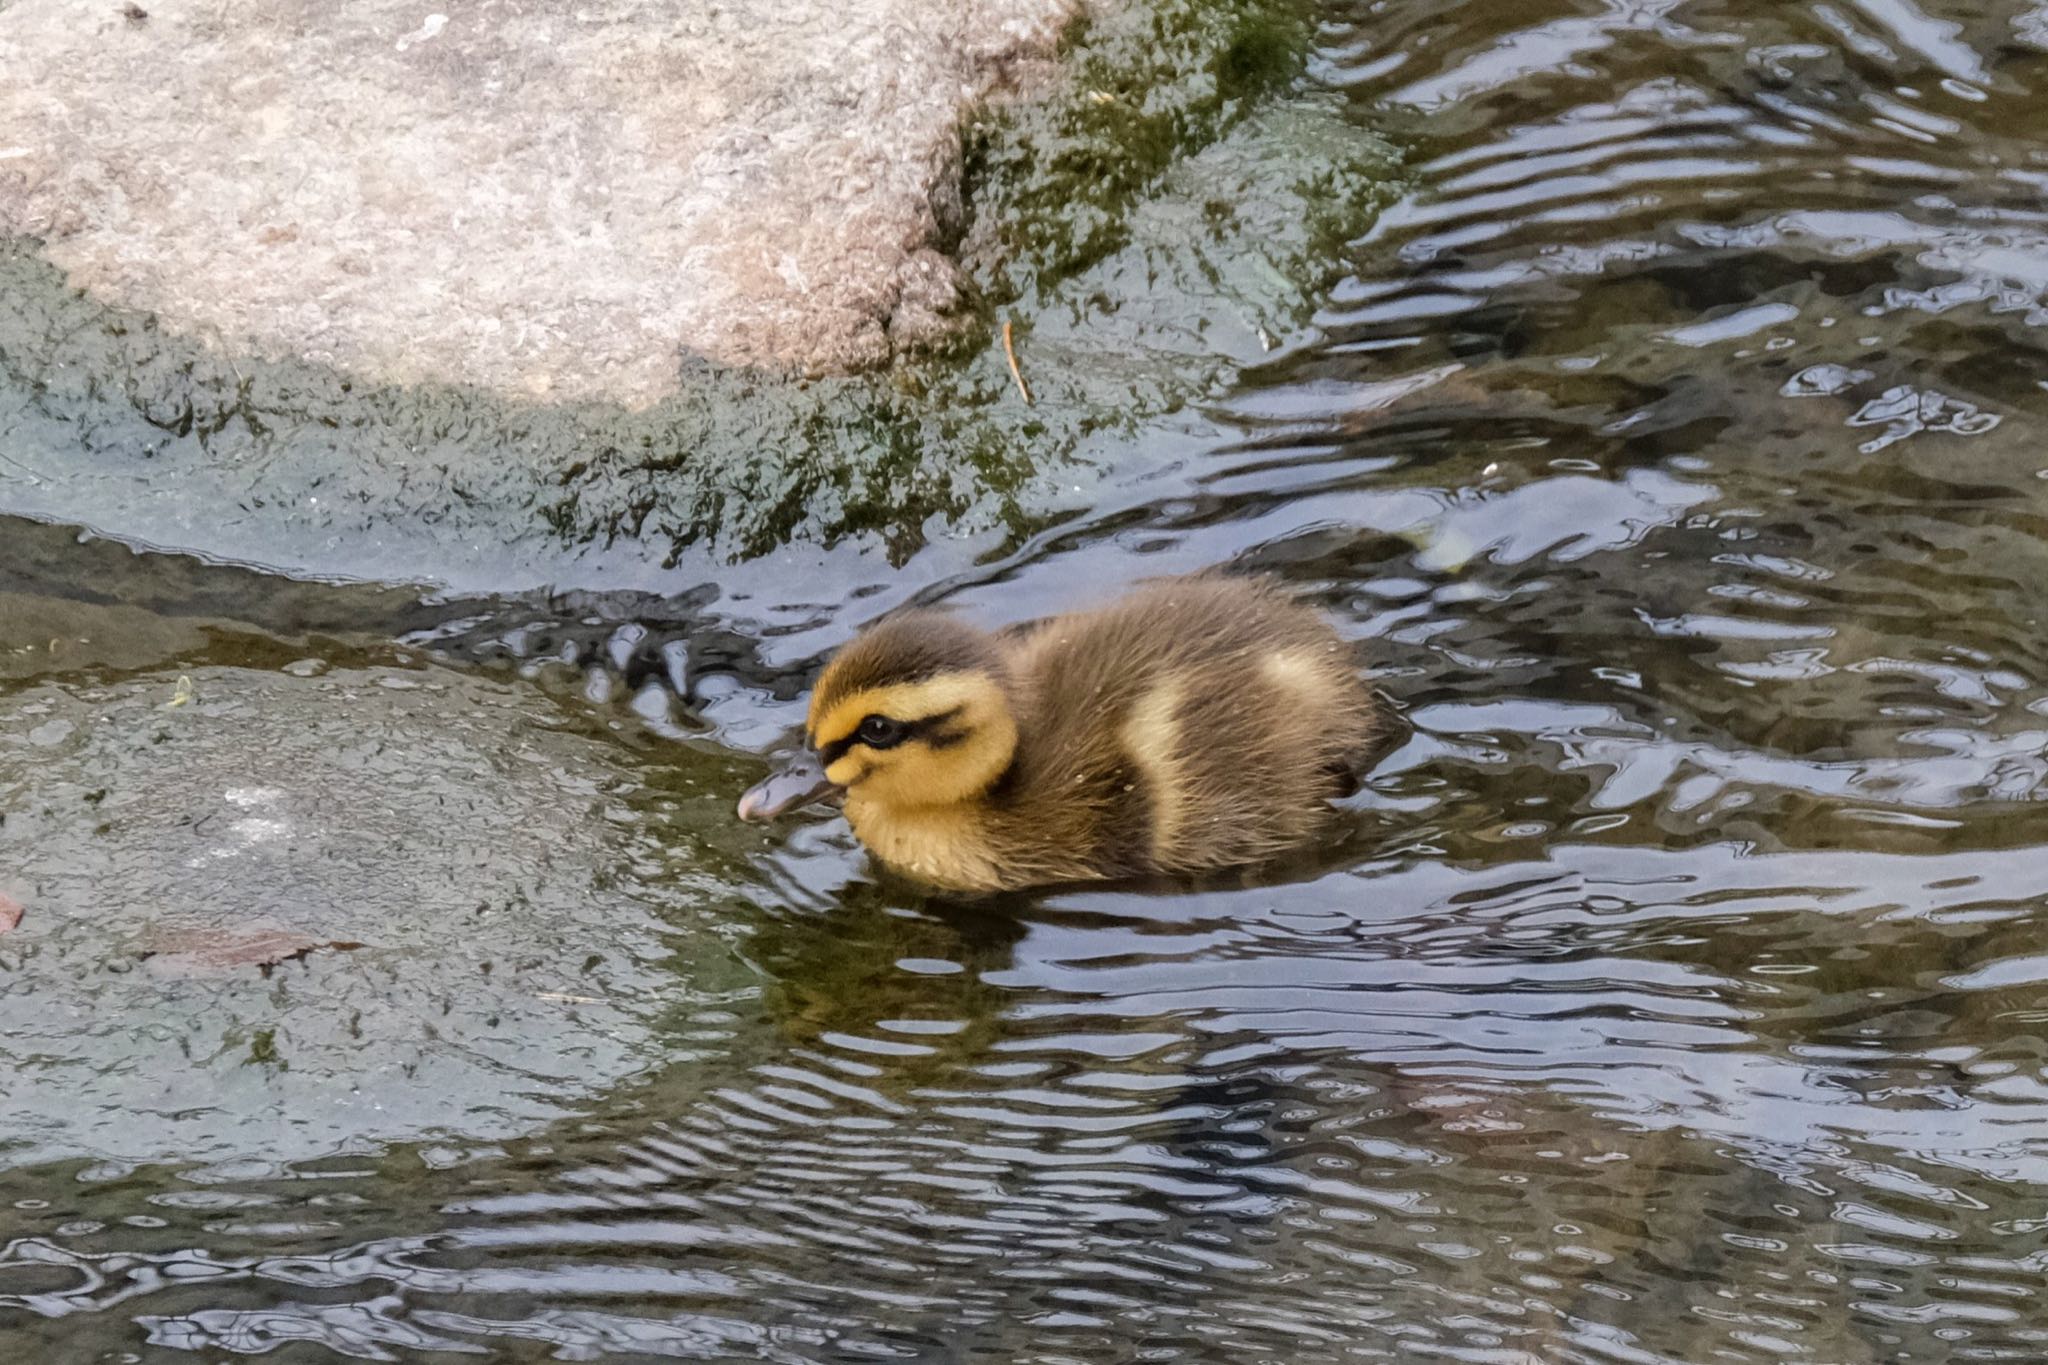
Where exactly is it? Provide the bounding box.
[9,0,2048,1359]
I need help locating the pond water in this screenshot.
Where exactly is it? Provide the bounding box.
[7,0,2048,1360]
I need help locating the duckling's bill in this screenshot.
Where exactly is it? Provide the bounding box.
[736,752,841,822]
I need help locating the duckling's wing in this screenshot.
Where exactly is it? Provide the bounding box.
[994,616,1047,646]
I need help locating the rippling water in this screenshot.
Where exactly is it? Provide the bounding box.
[9,0,2048,1360]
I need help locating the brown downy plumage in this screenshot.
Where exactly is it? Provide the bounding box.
[737,573,1384,893]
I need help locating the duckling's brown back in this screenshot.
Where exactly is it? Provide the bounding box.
[993,573,1379,881]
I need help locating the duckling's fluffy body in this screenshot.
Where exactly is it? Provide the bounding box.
[798,574,1381,892]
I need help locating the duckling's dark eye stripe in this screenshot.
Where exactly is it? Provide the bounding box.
[817,706,965,765]
[908,706,965,742]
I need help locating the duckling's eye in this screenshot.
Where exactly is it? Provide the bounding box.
[856,715,909,749]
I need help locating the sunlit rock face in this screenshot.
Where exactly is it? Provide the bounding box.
[0,0,1075,406]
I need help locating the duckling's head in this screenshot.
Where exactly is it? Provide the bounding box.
[737,611,1019,821]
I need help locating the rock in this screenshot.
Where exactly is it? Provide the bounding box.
[0,0,1398,589]
[0,0,1076,407]
[0,661,760,1169]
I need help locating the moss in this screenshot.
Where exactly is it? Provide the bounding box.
[243,1028,285,1069]
[963,0,1318,293]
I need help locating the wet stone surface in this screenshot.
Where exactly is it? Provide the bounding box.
[0,663,756,1169]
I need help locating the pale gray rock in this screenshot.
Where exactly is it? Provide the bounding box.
[0,0,1075,406]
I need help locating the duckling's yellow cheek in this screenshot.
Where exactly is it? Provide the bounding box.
[843,799,999,891]
[853,750,938,805]
[824,755,869,787]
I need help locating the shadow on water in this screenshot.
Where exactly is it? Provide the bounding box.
[9,0,2048,1360]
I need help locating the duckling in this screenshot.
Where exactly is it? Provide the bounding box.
[736,573,1383,893]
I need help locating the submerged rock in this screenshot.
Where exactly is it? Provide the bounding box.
[0,663,758,1169]
[0,0,1074,406]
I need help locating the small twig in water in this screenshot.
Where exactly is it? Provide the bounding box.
[1002,319,1032,406]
